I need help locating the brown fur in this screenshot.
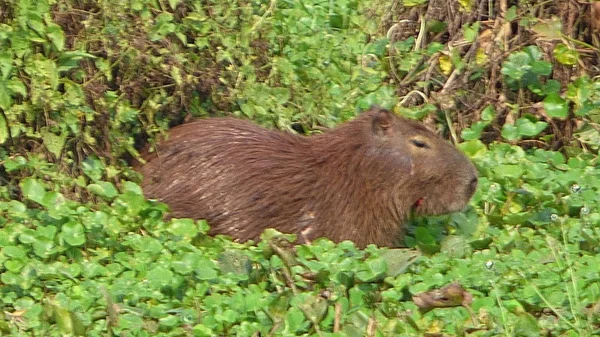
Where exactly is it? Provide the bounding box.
[138,107,478,248]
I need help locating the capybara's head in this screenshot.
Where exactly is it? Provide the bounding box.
[361,107,478,217]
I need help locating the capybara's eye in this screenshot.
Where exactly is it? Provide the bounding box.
[411,139,430,149]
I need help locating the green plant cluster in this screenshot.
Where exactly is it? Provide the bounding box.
[2,147,600,336]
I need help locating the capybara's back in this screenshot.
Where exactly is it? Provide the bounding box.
[139,107,478,247]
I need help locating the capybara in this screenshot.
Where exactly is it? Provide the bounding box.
[139,106,478,248]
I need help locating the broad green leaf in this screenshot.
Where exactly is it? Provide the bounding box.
[514,312,541,337]
[4,246,26,259]
[0,112,7,143]
[46,24,65,51]
[147,266,174,289]
[0,85,11,110]
[532,18,562,39]
[82,156,105,181]
[553,43,579,65]
[87,181,119,199]
[218,250,252,276]
[60,222,86,246]
[461,121,486,140]
[402,0,427,6]
[168,0,181,10]
[195,259,218,280]
[530,60,552,76]
[492,164,524,178]
[0,51,13,78]
[506,6,517,21]
[501,123,519,140]
[7,78,28,97]
[380,249,420,277]
[463,22,479,43]
[501,52,531,80]
[26,15,46,36]
[20,177,47,205]
[517,118,548,137]
[168,218,199,238]
[41,127,67,158]
[543,93,568,118]
[121,181,143,195]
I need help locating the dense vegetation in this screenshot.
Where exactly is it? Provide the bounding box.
[1,0,599,336]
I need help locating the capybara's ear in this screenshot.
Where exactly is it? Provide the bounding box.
[371,107,393,137]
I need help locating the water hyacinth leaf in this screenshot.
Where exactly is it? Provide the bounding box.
[218,250,252,276]
[168,218,199,239]
[147,266,174,289]
[4,246,26,259]
[514,312,541,337]
[60,221,86,246]
[195,259,218,280]
[379,249,420,277]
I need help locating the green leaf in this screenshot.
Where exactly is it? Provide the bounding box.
[41,127,67,158]
[87,181,119,199]
[493,164,524,179]
[402,0,427,6]
[543,93,568,118]
[60,222,86,246]
[501,123,519,140]
[463,22,480,43]
[4,246,26,259]
[514,313,541,337]
[0,51,13,78]
[501,52,531,80]
[7,78,28,97]
[147,266,174,289]
[20,178,47,205]
[82,156,105,181]
[517,118,548,137]
[531,18,562,40]
[26,15,46,36]
[553,43,579,66]
[168,218,200,239]
[46,24,65,51]
[461,121,486,140]
[506,6,517,21]
[0,112,8,144]
[380,249,420,277]
[195,260,218,280]
[0,85,12,110]
[168,0,181,10]
[530,60,552,76]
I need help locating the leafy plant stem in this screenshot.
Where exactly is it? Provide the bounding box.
[490,277,511,337]
[559,222,582,328]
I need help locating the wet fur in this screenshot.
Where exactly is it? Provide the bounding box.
[139,107,478,248]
